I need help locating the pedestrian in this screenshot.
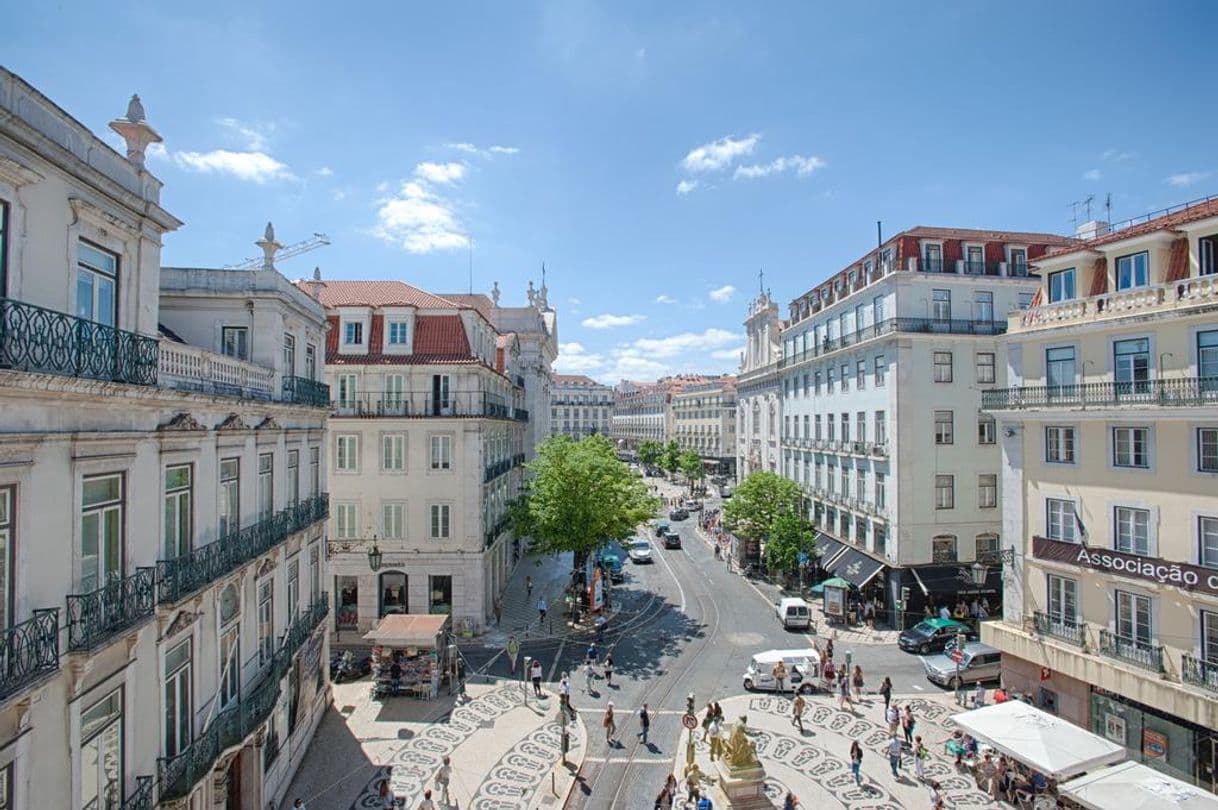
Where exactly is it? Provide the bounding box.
[653,786,673,810]
[838,671,853,711]
[378,779,396,809]
[879,676,893,714]
[825,637,834,660]
[852,664,864,700]
[638,703,651,744]
[560,672,575,719]
[537,596,547,624]
[595,613,607,641]
[887,733,903,778]
[927,779,945,810]
[435,756,451,804]
[791,693,805,733]
[603,701,617,743]
[849,739,863,785]
[586,642,598,665]
[455,656,467,698]
[701,702,715,741]
[493,598,502,626]
[527,575,534,598]
[913,735,928,782]
[529,658,543,697]
[772,659,788,693]
[604,653,615,687]
[783,791,800,810]
[418,787,435,810]
[885,702,900,736]
[712,701,724,721]
[708,714,724,760]
[902,704,916,747]
[293,800,306,810]
[864,600,876,630]
[973,680,986,709]
[584,661,595,694]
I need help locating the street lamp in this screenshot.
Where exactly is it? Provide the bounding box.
[367,535,383,572]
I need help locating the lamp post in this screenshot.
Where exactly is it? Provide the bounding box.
[367,535,383,572]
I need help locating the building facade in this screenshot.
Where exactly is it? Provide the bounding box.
[316,279,531,638]
[611,380,670,449]
[550,374,613,438]
[0,71,331,810]
[671,377,737,475]
[980,199,1218,791]
[779,226,1071,624]
[736,291,783,481]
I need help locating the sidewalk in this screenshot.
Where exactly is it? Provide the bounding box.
[480,549,578,648]
[673,691,994,808]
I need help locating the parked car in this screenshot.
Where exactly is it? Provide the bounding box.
[922,642,1003,689]
[627,538,653,564]
[718,486,733,499]
[776,597,812,630]
[683,500,703,512]
[653,520,670,538]
[668,508,689,521]
[742,649,819,694]
[663,530,682,549]
[598,551,625,582]
[898,618,975,655]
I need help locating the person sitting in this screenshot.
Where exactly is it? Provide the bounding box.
[975,752,998,794]
[992,686,1009,703]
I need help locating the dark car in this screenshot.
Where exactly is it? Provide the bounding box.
[898,618,976,655]
[598,552,625,582]
[668,508,689,521]
[663,530,682,549]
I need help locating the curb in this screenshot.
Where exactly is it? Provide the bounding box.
[530,705,588,809]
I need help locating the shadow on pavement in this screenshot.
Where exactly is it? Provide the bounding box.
[278,703,378,809]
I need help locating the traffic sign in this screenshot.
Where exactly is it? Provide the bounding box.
[797,551,809,567]
[681,713,698,730]
[951,649,964,664]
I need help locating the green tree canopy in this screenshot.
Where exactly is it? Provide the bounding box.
[660,440,681,474]
[721,471,802,541]
[637,440,662,467]
[764,512,816,572]
[677,449,702,491]
[511,434,658,565]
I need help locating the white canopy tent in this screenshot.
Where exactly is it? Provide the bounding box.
[1059,761,1218,810]
[950,701,1125,780]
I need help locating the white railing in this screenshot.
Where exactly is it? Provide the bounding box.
[1017,276,1218,333]
[159,341,276,400]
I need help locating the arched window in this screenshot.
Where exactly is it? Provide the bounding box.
[975,533,1000,564]
[931,534,958,563]
[220,583,240,625]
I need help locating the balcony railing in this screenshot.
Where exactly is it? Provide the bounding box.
[0,297,159,385]
[982,377,1218,411]
[484,458,512,482]
[513,407,530,422]
[1182,653,1218,692]
[158,596,328,800]
[157,494,328,605]
[778,317,1008,368]
[1032,611,1084,645]
[485,516,511,549]
[119,776,155,810]
[0,609,60,701]
[282,375,330,407]
[158,341,275,400]
[66,567,156,652]
[332,391,519,419]
[512,453,527,467]
[1098,628,1164,673]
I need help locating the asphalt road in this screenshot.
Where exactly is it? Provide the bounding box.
[464,495,938,808]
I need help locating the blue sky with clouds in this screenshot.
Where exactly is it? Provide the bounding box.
[5,1,1216,382]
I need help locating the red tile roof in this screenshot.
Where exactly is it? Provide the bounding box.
[302,280,459,309]
[903,226,1073,244]
[326,314,476,365]
[440,293,496,321]
[1039,196,1218,260]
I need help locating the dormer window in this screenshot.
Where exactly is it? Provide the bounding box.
[388,321,409,345]
[1116,251,1149,290]
[344,322,363,346]
[1048,268,1076,303]
[923,243,943,273]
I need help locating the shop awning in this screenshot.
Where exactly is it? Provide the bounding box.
[827,547,886,588]
[950,701,1126,780]
[813,533,847,567]
[363,614,452,648]
[1059,761,1218,810]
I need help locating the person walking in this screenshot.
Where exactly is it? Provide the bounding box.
[879,676,893,715]
[529,658,544,697]
[559,672,574,720]
[852,664,865,700]
[927,780,945,810]
[637,703,651,745]
[583,661,595,694]
[701,702,715,741]
[493,598,502,626]
[782,792,800,810]
[537,596,547,624]
[887,733,904,779]
[838,671,853,711]
[849,739,864,786]
[913,735,928,782]
[885,702,900,735]
[586,642,599,665]
[902,704,916,747]
[434,756,452,804]
[604,653,615,687]
[377,779,397,809]
[526,575,534,598]
[973,680,986,709]
[772,659,788,694]
[603,701,617,743]
[708,714,724,761]
[791,693,806,733]
[417,787,435,810]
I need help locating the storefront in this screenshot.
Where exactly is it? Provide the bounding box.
[821,545,888,624]
[1091,687,1218,793]
[896,564,1002,626]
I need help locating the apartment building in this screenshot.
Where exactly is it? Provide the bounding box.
[315,279,532,637]
[736,291,783,481]
[671,377,737,476]
[0,71,331,810]
[980,198,1218,791]
[611,380,670,449]
[550,374,612,438]
[780,226,1071,623]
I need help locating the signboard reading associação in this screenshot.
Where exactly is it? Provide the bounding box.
[1033,536,1218,597]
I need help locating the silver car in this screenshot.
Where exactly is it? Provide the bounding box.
[922,641,1002,689]
[627,538,653,564]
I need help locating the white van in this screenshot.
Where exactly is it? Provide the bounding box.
[776,597,812,630]
[742,649,820,693]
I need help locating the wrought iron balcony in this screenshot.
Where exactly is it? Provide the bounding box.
[512,452,526,467]
[485,516,511,549]
[158,596,328,800]
[0,297,159,385]
[513,407,530,422]
[157,494,328,605]
[484,458,512,482]
[1182,653,1218,691]
[778,317,1009,369]
[119,776,154,810]
[66,567,155,652]
[982,377,1218,411]
[1032,610,1084,646]
[332,390,518,419]
[282,375,331,407]
[1098,628,1164,673]
[0,609,60,701]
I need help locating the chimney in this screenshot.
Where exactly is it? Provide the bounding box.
[255,222,282,271]
[1075,219,1111,241]
[108,94,162,168]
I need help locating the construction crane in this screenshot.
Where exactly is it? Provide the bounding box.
[224,222,330,271]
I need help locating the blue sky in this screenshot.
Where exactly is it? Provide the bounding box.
[5,1,1216,383]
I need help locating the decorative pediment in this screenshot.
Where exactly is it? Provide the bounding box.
[68,196,140,237]
[163,609,198,639]
[255,557,277,579]
[0,156,44,187]
[158,412,205,432]
[256,415,281,431]
[216,413,249,432]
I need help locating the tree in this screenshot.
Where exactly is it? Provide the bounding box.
[511,434,658,569]
[677,449,702,493]
[660,440,681,476]
[721,471,802,541]
[764,512,816,575]
[638,440,662,468]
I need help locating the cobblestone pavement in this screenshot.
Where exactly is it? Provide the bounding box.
[673,691,998,808]
[280,679,585,810]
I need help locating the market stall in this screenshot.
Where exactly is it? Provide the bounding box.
[1058,761,1218,810]
[363,614,452,700]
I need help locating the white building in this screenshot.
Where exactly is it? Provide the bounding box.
[611,380,670,450]
[671,377,737,475]
[0,70,330,810]
[550,374,613,438]
[315,279,537,638]
[779,226,1070,624]
[736,290,783,481]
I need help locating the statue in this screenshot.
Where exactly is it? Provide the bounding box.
[491,281,501,306]
[723,716,760,770]
[526,280,536,306]
[125,94,146,123]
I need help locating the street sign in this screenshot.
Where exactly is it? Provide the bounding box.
[797,551,809,567]
[681,713,698,730]
[951,648,964,664]
[507,637,520,670]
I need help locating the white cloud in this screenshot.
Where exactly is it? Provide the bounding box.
[581,313,646,329]
[568,297,582,306]
[622,327,740,358]
[676,179,698,195]
[1082,169,1102,181]
[445,142,519,158]
[711,345,745,360]
[681,133,760,173]
[217,117,273,151]
[1101,149,1134,162]
[555,342,604,373]
[733,155,825,180]
[146,142,169,161]
[488,145,519,155]
[655,294,677,304]
[315,167,335,177]
[373,179,468,254]
[331,188,349,202]
[174,149,295,183]
[1166,171,1210,187]
[708,285,736,303]
[606,353,667,379]
[414,161,467,184]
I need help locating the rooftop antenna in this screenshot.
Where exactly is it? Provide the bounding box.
[1083,194,1094,221]
[467,237,473,295]
[1105,192,1112,223]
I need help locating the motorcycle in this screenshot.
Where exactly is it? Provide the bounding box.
[331,650,371,683]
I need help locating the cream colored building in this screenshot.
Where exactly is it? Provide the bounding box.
[315,279,530,638]
[671,377,737,475]
[736,291,783,481]
[0,70,330,810]
[611,380,670,449]
[550,374,612,438]
[982,199,1218,791]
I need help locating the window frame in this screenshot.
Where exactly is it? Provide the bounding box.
[1046,498,1077,542]
[978,415,996,445]
[381,433,406,472]
[429,503,451,540]
[1045,426,1076,464]
[1048,268,1076,302]
[336,434,359,472]
[1112,426,1150,469]
[976,351,996,384]
[1115,251,1149,291]
[934,410,954,445]
[221,326,249,361]
[164,464,193,560]
[978,474,998,509]
[934,475,955,510]
[1113,505,1151,556]
[430,434,452,471]
[933,351,953,383]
